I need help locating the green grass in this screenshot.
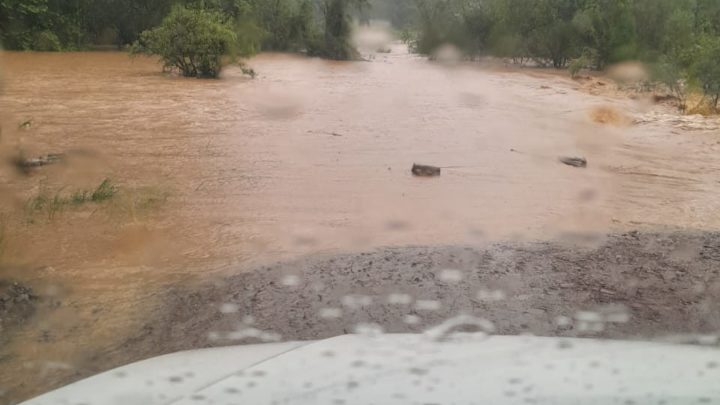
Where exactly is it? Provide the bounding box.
[25,179,118,221]
[0,214,7,260]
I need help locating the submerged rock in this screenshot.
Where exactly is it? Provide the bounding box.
[559,156,587,168]
[13,153,65,173]
[411,164,441,177]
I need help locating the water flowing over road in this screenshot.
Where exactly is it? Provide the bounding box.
[2,44,720,403]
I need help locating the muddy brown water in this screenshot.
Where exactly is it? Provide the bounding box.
[2,45,720,403]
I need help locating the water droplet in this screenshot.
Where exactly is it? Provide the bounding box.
[281,275,300,287]
[342,294,373,308]
[319,307,343,319]
[415,300,441,311]
[409,367,429,376]
[387,293,413,305]
[438,269,463,283]
[477,289,506,301]
[555,316,572,327]
[575,311,602,322]
[404,315,421,325]
[220,303,239,314]
[353,323,384,337]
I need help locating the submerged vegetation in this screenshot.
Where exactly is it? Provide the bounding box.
[22,178,168,223]
[130,6,246,78]
[25,179,118,221]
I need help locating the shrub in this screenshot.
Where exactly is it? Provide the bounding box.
[31,30,62,51]
[568,56,587,78]
[131,6,244,78]
[692,36,720,111]
[651,56,689,112]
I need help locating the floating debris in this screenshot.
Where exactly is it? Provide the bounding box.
[18,119,33,129]
[13,153,65,173]
[559,156,587,168]
[411,163,441,177]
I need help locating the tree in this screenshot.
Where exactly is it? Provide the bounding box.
[692,35,720,110]
[573,0,637,69]
[130,5,251,78]
[311,0,368,60]
[0,0,59,50]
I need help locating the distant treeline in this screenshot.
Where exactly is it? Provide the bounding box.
[406,0,720,110]
[0,0,364,58]
[409,0,719,67]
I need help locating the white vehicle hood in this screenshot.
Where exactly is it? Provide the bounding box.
[21,334,720,405]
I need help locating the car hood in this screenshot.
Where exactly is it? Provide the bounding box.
[21,334,720,405]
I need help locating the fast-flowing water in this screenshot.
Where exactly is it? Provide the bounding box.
[2,44,720,403]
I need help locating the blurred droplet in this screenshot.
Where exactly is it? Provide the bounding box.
[575,311,602,323]
[342,294,373,308]
[387,293,413,305]
[281,274,300,287]
[318,307,343,319]
[415,300,441,311]
[555,316,572,327]
[353,323,384,337]
[220,303,239,314]
[432,44,462,65]
[477,289,506,301]
[438,269,463,283]
[404,315,421,325]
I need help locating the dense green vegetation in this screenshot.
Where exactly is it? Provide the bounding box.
[0,0,361,61]
[404,0,720,111]
[3,0,720,104]
[129,6,246,77]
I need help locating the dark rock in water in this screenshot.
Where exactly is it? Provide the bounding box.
[13,153,65,173]
[559,156,587,168]
[412,164,441,177]
[0,280,37,327]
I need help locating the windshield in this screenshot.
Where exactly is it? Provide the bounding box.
[1,0,720,404]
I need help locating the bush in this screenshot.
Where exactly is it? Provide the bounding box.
[131,6,246,78]
[651,56,688,112]
[31,30,62,51]
[568,56,587,78]
[692,36,720,111]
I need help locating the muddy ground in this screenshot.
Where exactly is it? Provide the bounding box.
[138,231,720,349]
[6,230,720,403]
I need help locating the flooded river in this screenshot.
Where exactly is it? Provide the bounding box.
[2,44,720,403]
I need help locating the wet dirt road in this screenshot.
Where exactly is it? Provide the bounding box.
[2,44,720,403]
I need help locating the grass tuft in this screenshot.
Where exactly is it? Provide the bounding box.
[25,179,118,220]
